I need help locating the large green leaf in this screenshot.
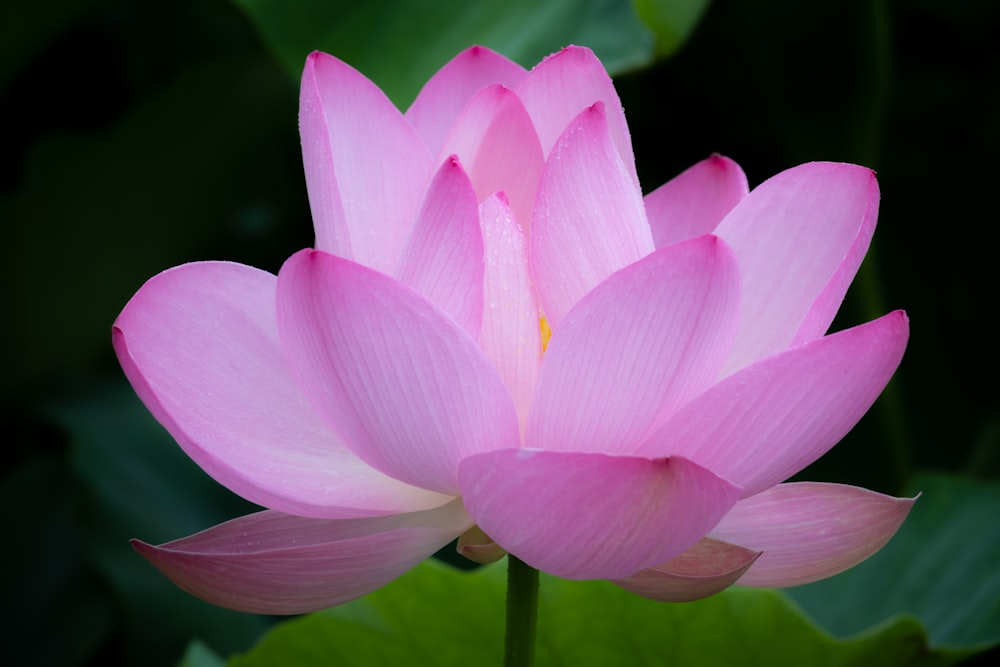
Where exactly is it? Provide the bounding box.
[230,0,656,107]
[229,560,961,666]
[630,0,712,56]
[787,473,1000,651]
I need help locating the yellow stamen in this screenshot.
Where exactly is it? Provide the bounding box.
[539,315,552,354]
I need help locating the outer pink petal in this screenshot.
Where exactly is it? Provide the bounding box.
[405,45,527,157]
[438,84,545,233]
[612,537,760,602]
[710,482,916,587]
[459,450,741,580]
[479,193,541,432]
[133,499,472,614]
[394,156,484,338]
[516,45,637,185]
[277,250,520,495]
[526,236,740,455]
[113,262,449,518]
[530,103,654,327]
[300,51,434,273]
[638,311,909,497]
[644,154,749,248]
[714,162,879,374]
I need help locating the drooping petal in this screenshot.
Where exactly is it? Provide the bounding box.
[526,235,740,455]
[406,45,527,157]
[394,156,484,338]
[456,525,508,565]
[133,499,473,614]
[612,537,760,602]
[714,162,879,374]
[113,262,450,518]
[530,103,655,326]
[644,154,749,248]
[277,250,520,495]
[459,449,741,580]
[516,45,637,184]
[710,483,916,587]
[438,83,544,232]
[638,311,909,497]
[479,193,541,431]
[300,51,434,272]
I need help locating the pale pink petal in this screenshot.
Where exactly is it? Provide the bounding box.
[277,250,520,495]
[644,154,749,248]
[516,45,637,184]
[612,537,760,602]
[438,84,545,233]
[715,162,880,374]
[133,499,472,614]
[530,103,654,326]
[526,236,740,455]
[405,45,527,156]
[394,156,484,338]
[479,193,541,431]
[710,483,916,587]
[459,450,741,580]
[300,51,434,272]
[113,262,450,518]
[638,311,909,497]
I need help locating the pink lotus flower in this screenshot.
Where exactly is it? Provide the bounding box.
[114,46,913,614]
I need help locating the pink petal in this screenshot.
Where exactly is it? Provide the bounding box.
[405,45,527,157]
[133,499,472,614]
[638,311,909,497]
[479,193,541,431]
[300,51,434,273]
[710,482,916,587]
[438,83,545,233]
[277,250,520,495]
[459,449,741,580]
[715,162,880,374]
[394,156,484,338]
[644,154,749,248]
[526,235,740,455]
[612,537,760,602]
[113,262,449,518]
[458,449,740,579]
[530,103,654,327]
[516,45,637,184]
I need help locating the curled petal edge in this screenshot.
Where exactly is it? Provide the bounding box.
[132,499,471,615]
[613,537,761,602]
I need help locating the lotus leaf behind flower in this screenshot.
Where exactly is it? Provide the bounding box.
[113,46,913,614]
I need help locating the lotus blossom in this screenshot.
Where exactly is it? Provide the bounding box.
[114,45,913,614]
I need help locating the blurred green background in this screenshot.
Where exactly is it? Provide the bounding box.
[3,0,997,665]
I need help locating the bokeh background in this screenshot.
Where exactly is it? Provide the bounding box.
[3,0,998,665]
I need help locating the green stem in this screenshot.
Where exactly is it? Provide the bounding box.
[504,555,539,667]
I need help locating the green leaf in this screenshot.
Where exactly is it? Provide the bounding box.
[229,560,961,666]
[178,641,227,667]
[630,0,712,57]
[230,0,655,107]
[787,473,1000,651]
